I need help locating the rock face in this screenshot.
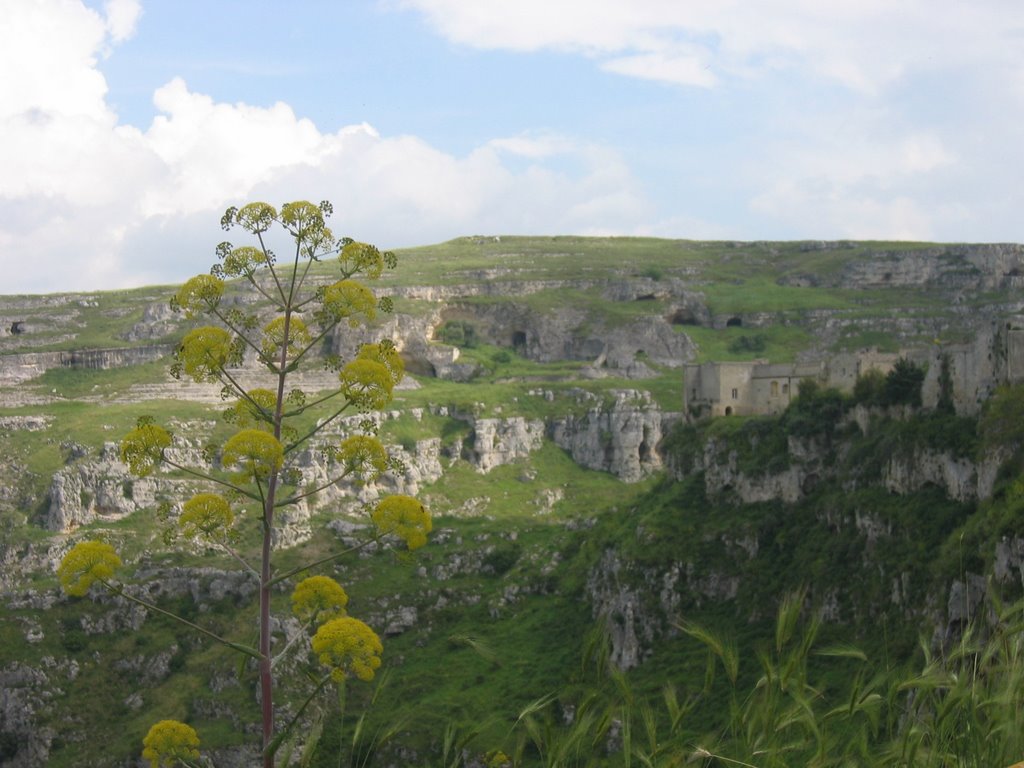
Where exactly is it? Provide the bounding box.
[673,420,997,506]
[883,449,980,502]
[467,417,546,473]
[586,550,653,670]
[0,662,57,767]
[441,299,697,371]
[835,244,1024,291]
[47,443,163,532]
[0,345,172,385]
[550,390,680,482]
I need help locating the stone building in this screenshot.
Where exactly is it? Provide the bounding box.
[684,322,1024,421]
[683,349,903,419]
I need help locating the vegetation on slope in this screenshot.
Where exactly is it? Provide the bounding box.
[2,236,1024,765]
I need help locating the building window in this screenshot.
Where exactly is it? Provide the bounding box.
[771,380,779,397]
[731,388,738,400]
[782,383,789,395]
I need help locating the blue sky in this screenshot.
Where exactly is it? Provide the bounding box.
[2,0,1023,294]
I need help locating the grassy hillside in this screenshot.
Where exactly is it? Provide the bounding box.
[2,235,1023,766]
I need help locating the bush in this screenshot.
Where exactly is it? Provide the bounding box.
[438,320,478,348]
[852,368,887,406]
[727,334,767,354]
[783,380,847,438]
[883,357,925,407]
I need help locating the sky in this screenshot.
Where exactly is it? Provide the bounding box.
[1,0,1023,295]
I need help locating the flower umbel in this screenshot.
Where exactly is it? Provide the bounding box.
[221,429,284,480]
[261,315,311,363]
[142,719,201,768]
[224,388,277,431]
[371,495,432,551]
[221,245,267,276]
[179,493,234,542]
[177,326,234,382]
[356,342,404,387]
[174,274,224,318]
[338,241,387,279]
[311,616,383,682]
[339,359,393,411]
[320,279,377,327]
[334,435,389,483]
[120,419,172,477]
[291,575,348,624]
[57,541,121,597]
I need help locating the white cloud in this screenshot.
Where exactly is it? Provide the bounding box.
[103,0,141,43]
[747,124,961,240]
[398,0,1024,93]
[0,0,110,119]
[0,0,652,294]
[601,50,716,88]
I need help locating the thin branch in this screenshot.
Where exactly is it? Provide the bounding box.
[215,540,259,578]
[258,230,288,307]
[100,579,262,659]
[264,672,333,760]
[290,245,317,299]
[268,535,383,589]
[288,322,338,369]
[209,307,271,365]
[244,269,280,304]
[271,618,315,668]
[281,387,344,420]
[285,400,354,454]
[276,467,358,508]
[162,458,260,501]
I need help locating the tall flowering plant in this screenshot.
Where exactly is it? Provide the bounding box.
[58,201,430,767]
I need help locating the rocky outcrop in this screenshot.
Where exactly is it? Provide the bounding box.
[46,443,163,532]
[0,662,58,767]
[883,449,980,502]
[437,300,695,371]
[993,536,1024,589]
[549,390,679,482]
[835,244,1024,291]
[586,550,654,670]
[123,301,180,341]
[0,345,172,385]
[467,417,546,473]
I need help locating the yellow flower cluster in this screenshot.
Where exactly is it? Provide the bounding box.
[234,201,276,233]
[141,719,200,768]
[340,359,394,411]
[261,315,311,362]
[174,274,224,318]
[339,344,405,411]
[178,493,234,541]
[321,279,377,327]
[225,388,277,430]
[120,420,172,477]
[334,435,389,483]
[371,495,432,551]
[178,326,233,382]
[485,750,512,768]
[57,541,121,597]
[356,342,404,387]
[291,575,348,624]
[279,200,323,231]
[338,241,386,279]
[221,245,266,276]
[222,429,284,480]
[311,616,383,683]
